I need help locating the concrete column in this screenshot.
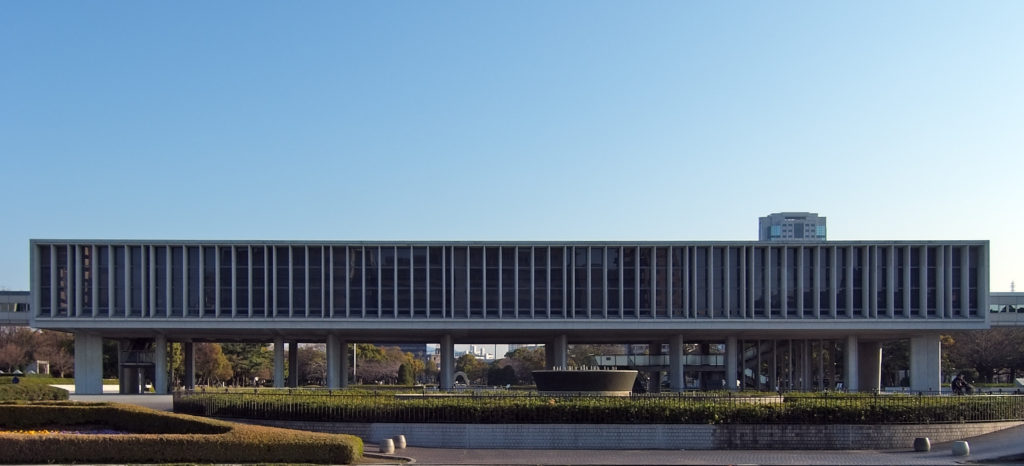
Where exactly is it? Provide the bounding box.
[326,334,341,389]
[183,342,195,390]
[910,334,942,393]
[669,335,685,392]
[440,334,454,390]
[73,333,104,395]
[339,340,349,388]
[845,335,859,391]
[550,335,569,369]
[273,337,284,388]
[154,334,167,394]
[858,341,882,393]
[648,341,664,393]
[287,341,299,387]
[725,336,738,391]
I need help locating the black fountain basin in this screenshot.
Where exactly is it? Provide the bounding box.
[532,369,638,396]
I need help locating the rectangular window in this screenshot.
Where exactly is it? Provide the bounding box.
[252,246,266,317]
[274,246,289,315]
[429,247,444,317]
[501,247,515,318]
[308,246,322,318]
[413,247,428,318]
[452,247,467,318]
[235,246,250,316]
[786,247,797,317]
[550,247,564,318]
[365,247,379,317]
[113,246,126,317]
[171,246,183,317]
[97,246,109,316]
[380,247,395,318]
[590,247,604,317]
[203,247,217,317]
[638,248,652,318]
[694,247,707,317]
[349,247,364,316]
[397,246,412,317]
[187,247,200,317]
[656,247,671,318]
[575,247,589,317]
[926,246,937,317]
[330,247,346,317]
[219,247,233,315]
[129,246,142,317]
[672,248,684,317]
[606,247,620,318]
[518,247,532,317]
[852,247,863,315]
[469,247,484,318]
[154,247,167,315]
[534,247,548,318]
[622,247,636,318]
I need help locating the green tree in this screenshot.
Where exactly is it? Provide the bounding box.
[222,343,273,386]
[297,344,326,385]
[397,363,415,385]
[502,346,545,384]
[487,363,518,386]
[195,343,233,385]
[456,353,487,384]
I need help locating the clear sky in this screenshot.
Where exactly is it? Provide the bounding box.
[2,1,1022,292]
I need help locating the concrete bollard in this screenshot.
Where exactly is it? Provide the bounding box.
[952,441,970,457]
[393,434,407,449]
[379,438,395,454]
[913,437,931,452]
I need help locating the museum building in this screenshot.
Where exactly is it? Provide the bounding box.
[29,240,989,394]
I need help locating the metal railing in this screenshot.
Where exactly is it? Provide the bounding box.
[173,390,1024,425]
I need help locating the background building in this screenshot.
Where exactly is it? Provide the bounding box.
[759,212,827,242]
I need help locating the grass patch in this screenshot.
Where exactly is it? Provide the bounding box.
[0,378,68,402]
[0,402,362,464]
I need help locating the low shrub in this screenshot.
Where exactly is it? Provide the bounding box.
[175,390,1024,425]
[0,382,68,401]
[0,403,362,464]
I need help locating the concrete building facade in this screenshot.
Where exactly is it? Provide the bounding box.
[28,240,989,394]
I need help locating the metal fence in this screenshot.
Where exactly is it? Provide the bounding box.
[173,390,1024,425]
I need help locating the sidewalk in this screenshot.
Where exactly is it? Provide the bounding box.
[379,424,1024,465]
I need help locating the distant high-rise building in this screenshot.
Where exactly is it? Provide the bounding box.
[759,212,826,241]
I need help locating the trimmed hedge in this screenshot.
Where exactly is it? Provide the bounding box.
[175,391,1024,425]
[0,382,68,402]
[0,403,362,464]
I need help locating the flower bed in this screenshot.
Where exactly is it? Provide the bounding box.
[0,402,362,464]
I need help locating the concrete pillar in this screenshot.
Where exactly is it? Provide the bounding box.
[669,335,685,392]
[648,341,664,393]
[725,336,738,391]
[550,335,568,369]
[154,334,167,394]
[273,337,284,388]
[287,341,299,387]
[845,335,859,392]
[858,341,882,392]
[183,342,195,389]
[440,334,454,390]
[910,334,942,393]
[73,333,104,395]
[339,340,350,388]
[326,334,341,389]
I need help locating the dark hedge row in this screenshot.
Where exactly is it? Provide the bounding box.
[0,403,362,464]
[174,391,1024,425]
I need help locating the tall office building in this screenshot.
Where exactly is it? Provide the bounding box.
[759,212,826,241]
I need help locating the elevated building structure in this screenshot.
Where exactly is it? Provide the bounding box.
[28,239,989,394]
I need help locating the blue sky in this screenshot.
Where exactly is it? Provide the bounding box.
[2,1,1022,292]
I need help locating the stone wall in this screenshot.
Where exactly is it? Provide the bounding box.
[240,419,1022,450]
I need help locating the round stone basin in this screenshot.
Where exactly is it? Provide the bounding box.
[532,370,638,396]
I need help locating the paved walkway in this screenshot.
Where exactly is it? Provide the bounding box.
[381,424,1024,465]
